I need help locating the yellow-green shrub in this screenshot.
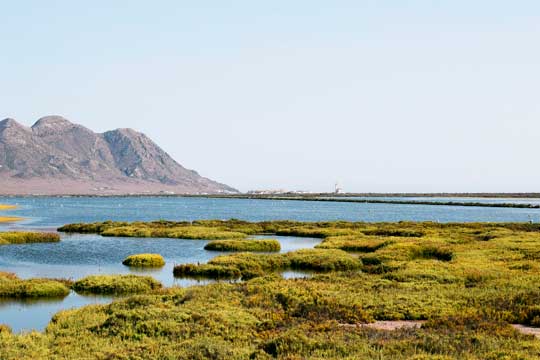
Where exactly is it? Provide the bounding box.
[122,253,165,267]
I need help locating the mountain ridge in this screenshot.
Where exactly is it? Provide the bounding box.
[0,116,237,195]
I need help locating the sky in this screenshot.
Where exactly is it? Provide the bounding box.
[1,1,539,193]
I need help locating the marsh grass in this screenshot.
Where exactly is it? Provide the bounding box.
[0,232,60,245]
[173,264,242,279]
[72,275,162,295]
[59,221,247,240]
[316,235,393,252]
[122,253,165,267]
[204,239,281,252]
[175,249,361,280]
[6,221,540,358]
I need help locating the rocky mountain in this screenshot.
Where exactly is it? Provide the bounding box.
[0,116,237,195]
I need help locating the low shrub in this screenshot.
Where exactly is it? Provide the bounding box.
[204,239,281,252]
[0,324,11,334]
[72,275,162,295]
[122,253,165,267]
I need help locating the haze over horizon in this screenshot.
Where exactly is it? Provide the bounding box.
[2,1,539,193]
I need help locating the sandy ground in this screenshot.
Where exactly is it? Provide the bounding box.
[0,204,17,210]
[340,321,540,338]
[0,217,22,223]
[339,321,426,330]
[512,324,540,338]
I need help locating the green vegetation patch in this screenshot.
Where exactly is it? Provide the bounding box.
[6,221,540,358]
[173,264,242,279]
[316,235,392,252]
[0,272,69,299]
[0,231,60,245]
[59,220,247,240]
[72,275,162,295]
[204,239,281,252]
[122,253,165,267]
[175,249,361,280]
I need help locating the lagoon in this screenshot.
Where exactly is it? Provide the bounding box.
[0,233,319,332]
[1,195,540,332]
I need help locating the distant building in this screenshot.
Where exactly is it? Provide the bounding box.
[334,182,343,194]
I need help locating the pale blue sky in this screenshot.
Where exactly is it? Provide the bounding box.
[1,1,539,192]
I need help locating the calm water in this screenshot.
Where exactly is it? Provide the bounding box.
[1,195,540,333]
[1,196,540,229]
[0,232,319,333]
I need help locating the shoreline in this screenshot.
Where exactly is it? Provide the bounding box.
[1,195,540,210]
[1,192,540,199]
[214,196,540,209]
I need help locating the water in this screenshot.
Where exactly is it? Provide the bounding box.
[1,196,540,229]
[1,195,540,332]
[0,234,320,286]
[0,230,319,332]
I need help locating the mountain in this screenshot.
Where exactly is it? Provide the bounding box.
[0,116,237,195]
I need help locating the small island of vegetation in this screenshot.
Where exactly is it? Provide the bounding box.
[0,232,60,245]
[122,253,166,267]
[204,239,281,252]
[72,274,162,295]
[0,272,70,299]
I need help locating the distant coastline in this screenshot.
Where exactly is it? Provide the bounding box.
[0,194,539,209]
[1,192,539,198]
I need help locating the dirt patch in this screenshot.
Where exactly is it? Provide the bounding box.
[512,324,540,338]
[340,320,425,331]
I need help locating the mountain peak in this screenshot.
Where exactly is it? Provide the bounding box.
[0,115,237,194]
[32,116,75,135]
[0,118,30,132]
[1,118,21,127]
